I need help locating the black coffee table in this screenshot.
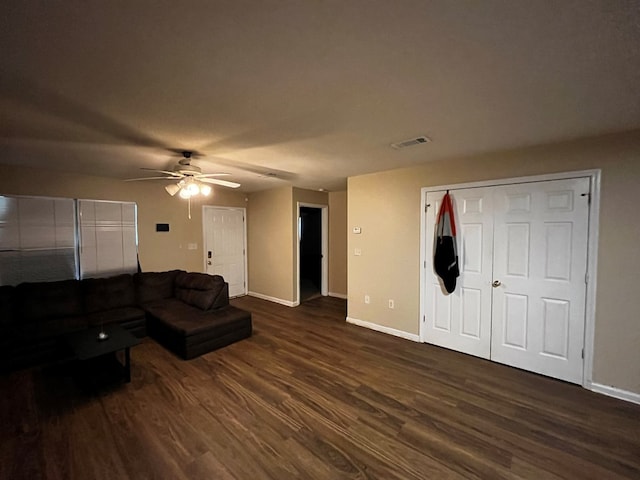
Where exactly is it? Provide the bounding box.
[65,324,141,383]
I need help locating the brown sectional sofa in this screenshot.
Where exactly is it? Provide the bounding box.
[0,270,252,370]
[139,271,252,360]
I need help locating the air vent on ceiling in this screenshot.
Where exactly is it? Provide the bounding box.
[390,135,431,150]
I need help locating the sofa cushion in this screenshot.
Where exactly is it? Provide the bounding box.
[16,279,83,322]
[11,315,88,341]
[86,306,146,327]
[210,282,230,309]
[83,274,136,313]
[0,285,16,326]
[145,299,249,337]
[174,272,225,311]
[134,270,182,305]
[145,301,252,360]
[175,288,215,311]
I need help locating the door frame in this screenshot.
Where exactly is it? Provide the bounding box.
[202,206,248,297]
[296,202,328,304]
[419,169,601,389]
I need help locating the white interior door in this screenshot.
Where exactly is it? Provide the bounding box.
[203,207,246,297]
[491,178,590,383]
[424,187,494,359]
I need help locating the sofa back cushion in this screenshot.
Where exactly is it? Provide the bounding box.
[83,274,136,313]
[134,270,182,304]
[211,282,230,309]
[174,272,226,311]
[16,279,83,322]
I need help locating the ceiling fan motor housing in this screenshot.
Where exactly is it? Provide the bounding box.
[175,150,201,175]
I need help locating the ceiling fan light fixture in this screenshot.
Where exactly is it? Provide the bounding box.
[187,182,200,195]
[200,184,212,196]
[165,184,181,196]
[179,188,192,199]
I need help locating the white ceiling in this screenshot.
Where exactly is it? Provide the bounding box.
[1,1,639,192]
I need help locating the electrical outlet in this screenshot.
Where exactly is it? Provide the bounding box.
[364,295,370,304]
[388,299,394,309]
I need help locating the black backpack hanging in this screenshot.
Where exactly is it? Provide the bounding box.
[434,191,459,294]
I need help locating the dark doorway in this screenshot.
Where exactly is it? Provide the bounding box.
[299,207,322,302]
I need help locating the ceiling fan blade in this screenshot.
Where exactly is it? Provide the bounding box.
[124,176,179,182]
[195,173,231,178]
[140,168,183,177]
[200,178,241,189]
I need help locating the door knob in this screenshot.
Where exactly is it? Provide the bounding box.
[492,280,501,287]
[207,261,212,265]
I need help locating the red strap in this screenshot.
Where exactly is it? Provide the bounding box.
[437,192,457,236]
[445,193,456,236]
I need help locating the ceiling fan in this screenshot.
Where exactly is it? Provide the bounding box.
[125,151,241,198]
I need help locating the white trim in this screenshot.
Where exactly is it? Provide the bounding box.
[590,383,640,406]
[346,317,420,342]
[329,292,348,299]
[202,206,248,296]
[582,172,601,389]
[419,187,428,343]
[248,291,299,307]
[420,169,602,193]
[419,169,601,390]
[297,202,329,304]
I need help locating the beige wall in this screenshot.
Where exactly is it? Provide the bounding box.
[247,186,332,304]
[348,130,640,395]
[247,186,294,302]
[329,191,347,296]
[0,164,247,273]
[248,186,346,305]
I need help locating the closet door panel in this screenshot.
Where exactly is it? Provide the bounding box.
[423,188,494,359]
[491,178,589,384]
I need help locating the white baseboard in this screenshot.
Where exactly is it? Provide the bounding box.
[346,316,420,342]
[248,291,299,307]
[328,292,347,299]
[590,382,640,405]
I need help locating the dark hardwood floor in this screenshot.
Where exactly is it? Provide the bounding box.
[2,296,639,479]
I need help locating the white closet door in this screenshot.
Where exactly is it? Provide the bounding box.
[424,188,494,359]
[491,178,590,383]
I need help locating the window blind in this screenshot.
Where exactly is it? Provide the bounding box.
[0,196,139,286]
[0,195,77,285]
[78,200,138,279]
